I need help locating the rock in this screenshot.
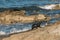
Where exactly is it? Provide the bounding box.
[0,12,47,24]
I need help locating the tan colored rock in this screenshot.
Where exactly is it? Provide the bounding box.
[0,10,49,24]
[53,4,60,10]
[0,14,46,24]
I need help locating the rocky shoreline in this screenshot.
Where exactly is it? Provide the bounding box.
[0,21,60,40]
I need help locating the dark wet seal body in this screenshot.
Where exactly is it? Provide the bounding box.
[32,21,40,29]
[32,21,47,29]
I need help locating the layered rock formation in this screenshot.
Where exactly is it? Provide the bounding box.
[0,10,48,24]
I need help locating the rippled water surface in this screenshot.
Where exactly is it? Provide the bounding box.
[0,0,60,36]
[0,0,60,8]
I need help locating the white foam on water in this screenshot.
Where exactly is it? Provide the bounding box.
[38,4,56,10]
[9,27,31,34]
[40,23,48,28]
[0,31,6,35]
[0,28,31,35]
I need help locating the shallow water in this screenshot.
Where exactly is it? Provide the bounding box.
[0,23,32,36]
[0,0,60,36]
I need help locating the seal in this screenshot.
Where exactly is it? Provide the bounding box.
[32,21,48,29]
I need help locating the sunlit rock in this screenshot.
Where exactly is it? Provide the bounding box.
[0,11,47,24]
